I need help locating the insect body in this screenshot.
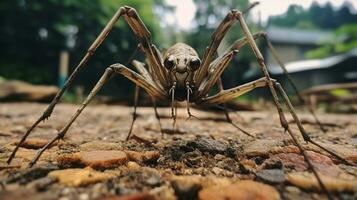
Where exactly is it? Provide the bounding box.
[164,43,200,102]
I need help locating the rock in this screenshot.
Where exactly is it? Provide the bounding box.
[48,168,114,187]
[13,138,55,149]
[198,180,280,200]
[0,158,22,170]
[124,150,160,163]
[79,141,122,151]
[0,80,58,101]
[256,169,285,184]
[171,177,202,200]
[27,176,57,191]
[57,150,128,170]
[262,151,342,177]
[314,142,357,162]
[244,139,282,157]
[127,161,140,170]
[286,172,357,192]
[211,167,232,177]
[97,193,155,200]
[188,137,228,154]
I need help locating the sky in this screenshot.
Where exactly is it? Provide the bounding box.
[165,0,357,29]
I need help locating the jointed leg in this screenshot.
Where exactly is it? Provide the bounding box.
[126,85,140,141]
[264,37,327,132]
[8,6,167,164]
[27,64,166,167]
[236,13,334,198]
[211,31,326,132]
[28,66,115,167]
[151,97,163,138]
[216,78,253,137]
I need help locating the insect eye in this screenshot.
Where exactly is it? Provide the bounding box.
[190,58,201,71]
[164,57,175,70]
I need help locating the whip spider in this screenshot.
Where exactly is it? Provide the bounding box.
[7,4,352,200]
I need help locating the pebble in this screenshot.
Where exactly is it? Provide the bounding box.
[256,169,285,184]
[198,180,280,200]
[48,168,114,187]
[0,158,22,170]
[127,161,140,170]
[286,172,357,192]
[13,138,55,149]
[188,137,228,154]
[315,142,357,162]
[171,178,202,200]
[97,193,155,200]
[57,150,128,170]
[79,141,122,151]
[243,139,282,156]
[124,150,160,163]
[263,151,342,177]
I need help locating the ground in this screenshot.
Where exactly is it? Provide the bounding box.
[0,103,356,200]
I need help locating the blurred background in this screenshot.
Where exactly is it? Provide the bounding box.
[0,0,356,112]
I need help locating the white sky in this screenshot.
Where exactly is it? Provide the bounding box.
[165,0,357,29]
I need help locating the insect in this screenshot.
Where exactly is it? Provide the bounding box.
[7,5,352,200]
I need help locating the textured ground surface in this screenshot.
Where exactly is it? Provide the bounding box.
[0,103,356,200]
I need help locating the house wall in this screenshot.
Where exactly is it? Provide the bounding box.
[265,43,316,67]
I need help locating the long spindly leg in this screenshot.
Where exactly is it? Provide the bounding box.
[216,78,254,137]
[8,6,167,164]
[235,13,334,199]
[274,82,353,166]
[27,64,166,167]
[151,97,164,138]
[211,32,326,132]
[200,78,336,199]
[194,10,241,87]
[131,60,163,137]
[126,85,140,141]
[264,36,327,132]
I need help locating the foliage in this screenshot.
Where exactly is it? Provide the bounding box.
[306,23,357,58]
[268,2,357,30]
[0,0,163,96]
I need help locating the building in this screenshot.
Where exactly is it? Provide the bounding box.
[264,26,332,67]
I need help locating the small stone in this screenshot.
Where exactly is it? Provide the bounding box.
[0,158,22,170]
[124,150,160,163]
[188,137,228,154]
[171,178,202,200]
[48,168,114,187]
[239,159,257,172]
[244,139,282,156]
[57,150,128,170]
[198,180,280,200]
[127,161,140,170]
[98,193,155,200]
[286,172,357,192]
[79,193,89,200]
[256,169,285,184]
[214,154,225,160]
[13,138,55,149]
[263,151,342,177]
[79,141,122,151]
[211,167,227,176]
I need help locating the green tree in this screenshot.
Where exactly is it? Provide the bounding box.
[306,23,357,58]
[0,0,164,97]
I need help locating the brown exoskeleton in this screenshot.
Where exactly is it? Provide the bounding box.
[7,4,352,200]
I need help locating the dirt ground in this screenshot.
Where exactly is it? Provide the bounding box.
[0,103,356,200]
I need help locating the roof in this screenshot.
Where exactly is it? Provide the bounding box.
[266,26,332,45]
[269,48,357,74]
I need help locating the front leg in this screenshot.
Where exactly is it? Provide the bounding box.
[8,5,167,164]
